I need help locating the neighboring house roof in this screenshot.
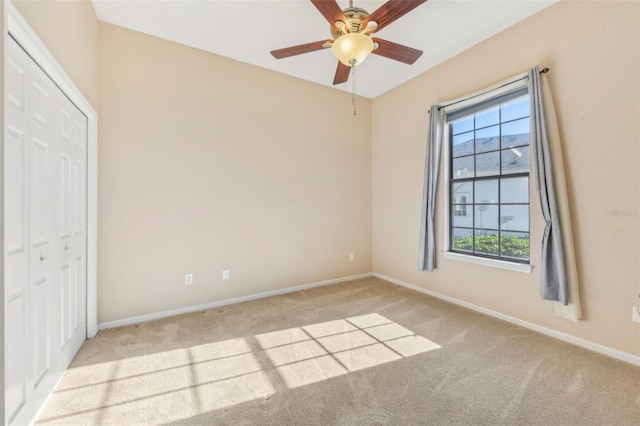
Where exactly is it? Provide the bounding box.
[453,133,529,178]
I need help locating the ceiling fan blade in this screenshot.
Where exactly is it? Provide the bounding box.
[310,0,350,29]
[363,0,429,33]
[333,61,350,85]
[271,40,330,59]
[372,38,422,64]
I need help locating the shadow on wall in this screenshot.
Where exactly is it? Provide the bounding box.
[38,313,440,424]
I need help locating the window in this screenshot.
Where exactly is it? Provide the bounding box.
[453,197,468,217]
[447,88,530,263]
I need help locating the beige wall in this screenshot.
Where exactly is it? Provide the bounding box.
[372,0,640,357]
[97,23,372,324]
[11,0,99,107]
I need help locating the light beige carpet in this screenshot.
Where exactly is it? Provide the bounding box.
[37,277,640,425]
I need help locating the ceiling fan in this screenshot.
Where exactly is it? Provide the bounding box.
[271,0,428,85]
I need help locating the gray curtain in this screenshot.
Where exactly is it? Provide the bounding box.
[419,105,445,271]
[528,67,568,304]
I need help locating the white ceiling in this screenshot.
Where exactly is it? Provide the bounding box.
[92,0,556,99]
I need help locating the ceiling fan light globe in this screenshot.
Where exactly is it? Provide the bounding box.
[331,33,374,66]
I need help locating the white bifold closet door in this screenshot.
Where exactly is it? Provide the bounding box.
[5,36,87,425]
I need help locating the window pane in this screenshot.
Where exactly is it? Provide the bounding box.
[501,96,529,122]
[475,151,500,177]
[475,230,499,256]
[452,206,473,227]
[475,125,499,153]
[475,204,498,230]
[500,231,530,260]
[501,205,529,232]
[452,228,473,252]
[501,118,529,148]
[475,106,499,128]
[451,116,473,135]
[501,146,530,175]
[452,181,473,204]
[452,132,474,157]
[475,179,498,204]
[452,156,474,179]
[501,177,528,203]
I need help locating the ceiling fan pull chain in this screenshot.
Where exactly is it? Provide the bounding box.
[350,59,357,116]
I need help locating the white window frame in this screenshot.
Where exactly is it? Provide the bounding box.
[441,78,532,274]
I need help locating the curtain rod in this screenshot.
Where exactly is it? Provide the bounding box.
[430,67,550,113]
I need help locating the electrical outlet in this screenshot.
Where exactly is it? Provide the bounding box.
[349,253,355,262]
[185,274,193,285]
[632,306,640,323]
[222,269,230,280]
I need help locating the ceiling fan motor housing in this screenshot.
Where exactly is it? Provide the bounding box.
[330,7,370,39]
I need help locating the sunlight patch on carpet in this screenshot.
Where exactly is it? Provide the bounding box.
[40,314,439,423]
[346,313,392,328]
[364,322,414,341]
[254,327,311,349]
[386,335,442,357]
[38,338,276,424]
[316,330,376,353]
[264,340,328,367]
[276,355,348,388]
[302,319,358,338]
[334,343,402,372]
[257,313,441,389]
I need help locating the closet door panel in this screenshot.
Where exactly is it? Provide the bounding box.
[5,123,29,420]
[27,57,61,410]
[5,292,27,423]
[58,91,73,351]
[31,275,51,388]
[71,111,86,338]
[30,138,49,246]
[5,37,31,425]
[5,35,87,425]
[28,62,55,249]
[5,43,28,259]
[60,153,71,239]
[6,125,27,256]
[56,90,86,367]
[60,261,72,347]
[74,255,85,331]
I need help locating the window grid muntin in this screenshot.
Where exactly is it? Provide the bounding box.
[449,94,530,263]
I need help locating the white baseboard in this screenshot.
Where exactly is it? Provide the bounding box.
[98,272,373,330]
[98,271,639,367]
[372,272,640,367]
